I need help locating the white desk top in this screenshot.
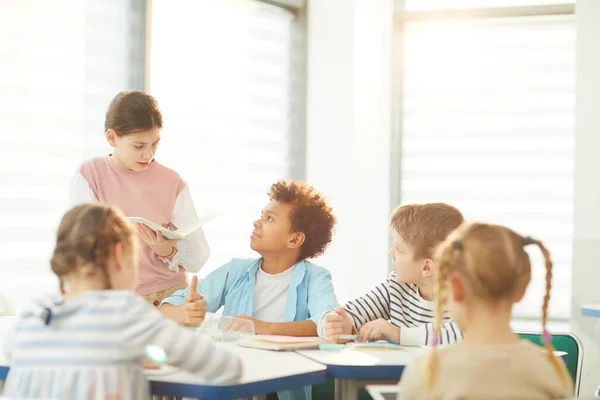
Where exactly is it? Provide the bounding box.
[297,346,426,367]
[149,342,326,385]
[0,341,327,398]
[296,346,426,380]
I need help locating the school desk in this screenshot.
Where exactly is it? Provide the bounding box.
[0,343,326,400]
[149,342,326,399]
[296,346,426,400]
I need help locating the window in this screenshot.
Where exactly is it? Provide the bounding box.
[403,0,575,11]
[0,0,145,314]
[397,4,575,320]
[149,0,300,275]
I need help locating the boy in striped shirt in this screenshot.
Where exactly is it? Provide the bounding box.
[319,203,464,346]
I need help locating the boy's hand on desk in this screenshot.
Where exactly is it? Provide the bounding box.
[184,275,206,326]
[324,307,354,343]
[136,223,180,258]
[358,319,400,343]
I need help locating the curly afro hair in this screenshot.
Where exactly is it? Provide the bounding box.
[268,180,336,260]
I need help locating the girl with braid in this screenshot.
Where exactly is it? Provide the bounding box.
[398,222,573,400]
[2,203,241,400]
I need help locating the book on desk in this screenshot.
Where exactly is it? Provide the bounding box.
[237,335,327,351]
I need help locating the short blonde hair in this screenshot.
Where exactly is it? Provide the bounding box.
[390,203,464,260]
[424,222,571,392]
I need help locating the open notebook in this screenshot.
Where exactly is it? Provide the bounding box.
[237,335,327,351]
[128,212,219,240]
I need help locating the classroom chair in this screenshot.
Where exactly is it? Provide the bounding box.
[517,331,583,396]
[312,377,375,400]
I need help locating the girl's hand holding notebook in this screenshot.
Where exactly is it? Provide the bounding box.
[128,213,219,240]
[136,223,180,257]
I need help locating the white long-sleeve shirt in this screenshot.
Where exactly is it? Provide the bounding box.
[318,271,462,346]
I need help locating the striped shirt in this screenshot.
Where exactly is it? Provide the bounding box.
[2,291,242,400]
[318,272,462,346]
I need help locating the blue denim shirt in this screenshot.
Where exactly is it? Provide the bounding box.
[161,257,340,400]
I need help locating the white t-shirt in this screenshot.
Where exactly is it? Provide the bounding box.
[252,266,295,322]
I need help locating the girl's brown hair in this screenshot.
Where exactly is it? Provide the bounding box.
[50,203,136,294]
[425,222,571,390]
[105,91,163,136]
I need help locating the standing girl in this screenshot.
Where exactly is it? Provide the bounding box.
[69,91,209,305]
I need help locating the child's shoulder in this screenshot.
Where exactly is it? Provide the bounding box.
[513,340,566,366]
[152,160,182,178]
[300,260,337,283]
[18,293,62,317]
[302,260,327,273]
[97,290,147,308]
[222,258,262,274]
[77,156,109,173]
[152,160,190,185]
[436,340,553,365]
[386,271,418,292]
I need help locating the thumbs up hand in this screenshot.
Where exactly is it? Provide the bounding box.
[184,275,206,326]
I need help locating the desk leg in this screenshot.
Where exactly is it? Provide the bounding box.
[334,379,343,400]
[334,379,359,400]
[343,380,359,400]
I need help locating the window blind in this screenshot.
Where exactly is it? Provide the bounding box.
[83,0,146,158]
[403,0,575,11]
[149,0,297,275]
[0,0,145,314]
[400,15,575,319]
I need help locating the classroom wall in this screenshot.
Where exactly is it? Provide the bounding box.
[572,0,600,395]
[305,0,394,303]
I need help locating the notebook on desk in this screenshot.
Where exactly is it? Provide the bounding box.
[346,341,405,351]
[237,335,327,351]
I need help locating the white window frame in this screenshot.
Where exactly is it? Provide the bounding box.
[144,0,308,275]
[392,1,575,327]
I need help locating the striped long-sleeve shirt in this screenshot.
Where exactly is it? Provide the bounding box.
[3,290,242,400]
[318,271,462,346]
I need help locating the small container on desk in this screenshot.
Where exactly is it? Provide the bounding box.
[581,303,600,318]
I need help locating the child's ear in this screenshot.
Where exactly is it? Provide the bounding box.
[449,275,465,302]
[105,129,118,148]
[422,259,435,278]
[287,232,306,250]
[111,242,125,271]
[513,284,527,303]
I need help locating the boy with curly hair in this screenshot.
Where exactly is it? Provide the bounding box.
[161,180,338,400]
[161,180,339,337]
